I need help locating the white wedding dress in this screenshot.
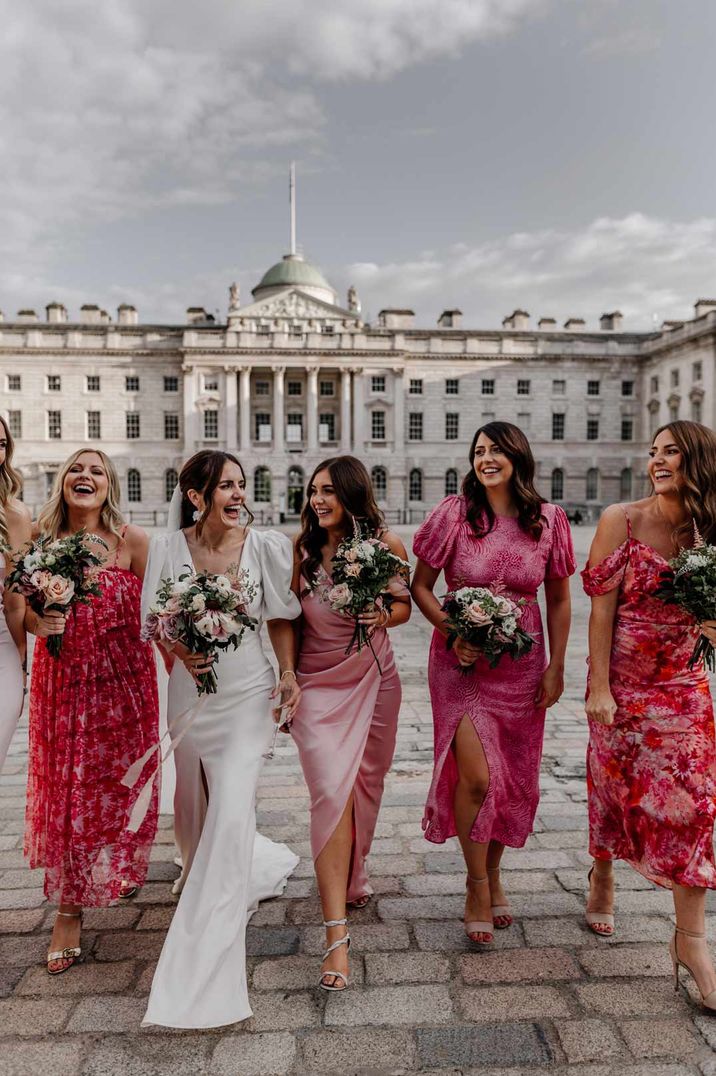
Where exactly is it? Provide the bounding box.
[141,526,301,1029]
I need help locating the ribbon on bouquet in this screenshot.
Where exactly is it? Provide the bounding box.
[121,697,207,833]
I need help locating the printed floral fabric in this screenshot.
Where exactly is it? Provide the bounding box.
[582,526,716,889]
[25,567,159,905]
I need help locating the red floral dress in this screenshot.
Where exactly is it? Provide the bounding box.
[25,554,159,906]
[582,511,716,890]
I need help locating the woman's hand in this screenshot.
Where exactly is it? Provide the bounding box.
[535,664,564,709]
[270,671,301,729]
[358,604,388,637]
[170,640,215,685]
[454,638,481,667]
[33,610,67,639]
[700,620,716,645]
[585,686,617,726]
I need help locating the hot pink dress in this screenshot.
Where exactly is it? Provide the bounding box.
[292,567,404,902]
[414,496,575,847]
[582,511,716,889]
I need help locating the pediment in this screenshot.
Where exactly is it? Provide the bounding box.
[230,288,361,327]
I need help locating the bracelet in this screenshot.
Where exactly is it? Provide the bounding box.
[279,669,297,681]
[378,608,390,628]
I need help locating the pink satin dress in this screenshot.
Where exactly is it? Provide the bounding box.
[292,568,404,902]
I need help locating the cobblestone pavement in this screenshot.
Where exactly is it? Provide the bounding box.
[1,526,716,1075]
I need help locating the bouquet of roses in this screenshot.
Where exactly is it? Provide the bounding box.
[442,584,534,673]
[320,534,410,672]
[655,538,716,672]
[4,531,106,657]
[142,565,258,695]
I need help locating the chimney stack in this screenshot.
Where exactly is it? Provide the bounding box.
[599,311,623,331]
[537,317,557,330]
[564,317,586,331]
[502,309,530,330]
[438,309,463,329]
[80,304,102,325]
[46,302,68,324]
[117,304,138,326]
[16,309,38,323]
[694,299,716,318]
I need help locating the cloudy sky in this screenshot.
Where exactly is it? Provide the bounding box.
[2,0,715,329]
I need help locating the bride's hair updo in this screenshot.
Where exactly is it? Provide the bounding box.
[178,450,253,534]
[652,420,716,545]
[462,420,545,541]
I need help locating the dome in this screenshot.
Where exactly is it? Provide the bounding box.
[252,253,336,305]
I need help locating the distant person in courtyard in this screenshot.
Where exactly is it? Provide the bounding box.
[412,421,574,946]
[24,449,159,974]
[583,420,716,1015]
[0,415,31,772]
[291,456,411,991]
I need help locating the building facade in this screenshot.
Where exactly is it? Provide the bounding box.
[1,252,715,524]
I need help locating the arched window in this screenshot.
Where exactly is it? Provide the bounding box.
[371,466,387,499]
[409,468,423,501]
[164,468,178,503]
[551,468,564,501]
[127,468,141,503]
[620,467,633,501]
[287,465,304,515]
[586,467,599,501]
[254,466,271,503]
[445,468,458,496]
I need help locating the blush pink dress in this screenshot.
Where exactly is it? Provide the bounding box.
[582,510,716,889]
[291,567,405,903]
[414,496,575,847]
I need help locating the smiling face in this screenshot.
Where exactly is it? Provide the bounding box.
[648,427,684,494]
[191,459,247,529]
[62,451,109,513]
[472,432,515,491]
[309,468,346,530]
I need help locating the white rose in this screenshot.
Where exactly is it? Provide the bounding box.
[358,541,376,559]
[191,593,206,613]
[501,616,517,635]
[172,578,192,595]
[328,583,352,609]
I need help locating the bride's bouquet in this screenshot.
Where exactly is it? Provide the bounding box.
[655,539,716,671]
[4,531,106,656]
[142,565,258,695]
[442,584,535,673]
[320,534,410,671]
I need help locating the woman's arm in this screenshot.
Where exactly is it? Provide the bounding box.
[535,577,571,708]
[266,619,300,721]
[125,525,150,582]
[359,529,412,630]
[584,505,627,725]
[3,502,32,663]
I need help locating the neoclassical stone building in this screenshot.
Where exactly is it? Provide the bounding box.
[0,250,714,524]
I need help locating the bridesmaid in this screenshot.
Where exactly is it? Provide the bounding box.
[583,420,716,1013]
[412,421,574,944]
[24,449,159,973]
[0,416,31,771]
[291,456,410,991]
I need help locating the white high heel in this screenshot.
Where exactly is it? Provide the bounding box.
[319,917,351,992]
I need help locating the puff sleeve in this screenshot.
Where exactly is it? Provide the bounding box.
[258,530,302,621]
[545,505,577,580]
[412,495,465,571]
[581,542,629,597]
[141,534,170,624]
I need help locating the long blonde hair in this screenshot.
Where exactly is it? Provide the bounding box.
[37,449,124,540]
[0,416,22,548]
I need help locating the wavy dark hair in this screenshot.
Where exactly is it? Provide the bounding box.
[178,450,253,535]
[652,420,716,546]
[462,421,545,541]
[297,455,384,589]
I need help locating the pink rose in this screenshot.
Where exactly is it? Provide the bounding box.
[30,569,52,591]
[42,574,75,607]
[465,601,492,626]
[344,548,359,562]
[345,562,362,577]
[158,613,181,642]
[328,583,352,610]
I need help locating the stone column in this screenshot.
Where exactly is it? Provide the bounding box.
[340,367,351,452]
[393,366,405,452]
[239,366,251,452]
[224,367,238,451]
[183,365,198,452]
[352,367,365,454]
[273,365,285,453]
[306,365,319,452]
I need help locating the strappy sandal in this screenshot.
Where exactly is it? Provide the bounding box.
[119,882,138,899]
[487,866,513,929]
[319,917,351,992]
[347,894,372,910]
[465,875,493,946]
[585,865,615,937]
[671,927,716,1016]
[47,911,84,976]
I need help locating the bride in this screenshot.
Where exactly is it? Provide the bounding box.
[141,449,301,1029]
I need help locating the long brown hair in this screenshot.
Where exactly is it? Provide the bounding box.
[462,421,545,541]
[297,455,384,588]
[653,420,716,545]
[0,416,22,548]
[178,450,254,535]
[37,448,124,540]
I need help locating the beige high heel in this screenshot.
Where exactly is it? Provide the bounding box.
[465,875,493,945]
[319,918,351,991]
[585,865,615,937]
[487,866,513,929]
[670,927,716,1017]
[47,910,83,976]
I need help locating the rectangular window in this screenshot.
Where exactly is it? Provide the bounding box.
[256,324,270,335]
[409,378,423,395]
[481,379,495,396]
[126,412,140,439]
[47,375,61,392]
[587,418,600,441]
[371,411,386,441]
[670,369,680,388]
[203,410,219,440]
[517,379,531,396]
[445,413,459,440]
[163,375,179,393]
[86,375,100,392]
[255,380,270,397]
[650,375,659,394]
[693,361,703,382]
[552,379,566,395]
[125,375,140,392]
[319,380,335,397]
[371,375,386,393]
[552,413,565,440]
[408,412,423,441]
[7,374,21,391]
[517,411,531,432]
[255,412,271,441]
[7,411,21,438]
[287,380,302,396]
[445,378,459,395]
[86,411,101,439]
[321,324,335,335]
[164,413,179,440]
[587,380,600,396]
[203,375,219,392]
[692,398,703,422]
[319,413,336,441]
[286,414,303,442]
[47,410,62,440]
[291,324,303,337]
[621,418,633,441]
[621,380,634,397]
